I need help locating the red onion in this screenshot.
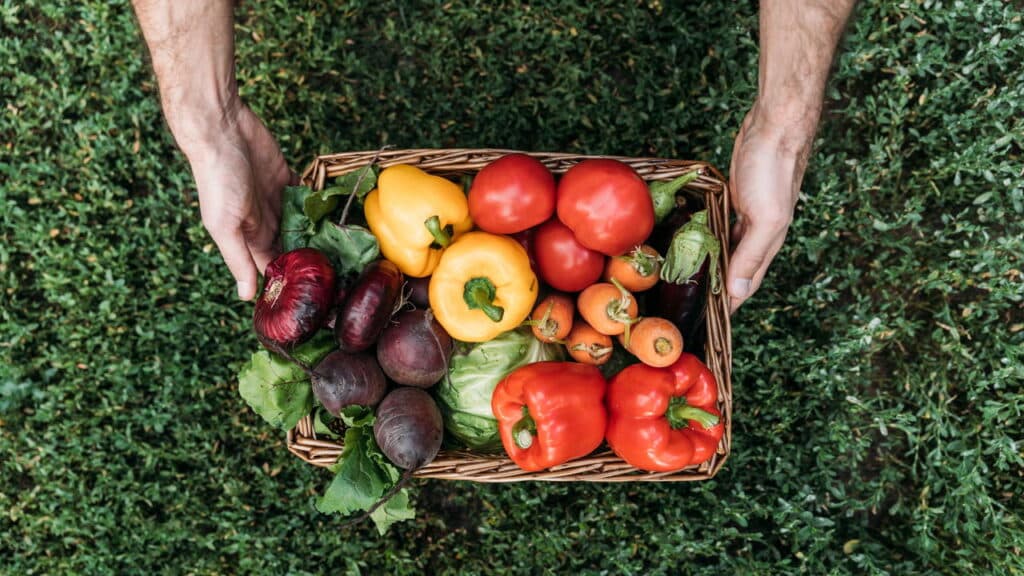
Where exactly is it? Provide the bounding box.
[254,248,336,350]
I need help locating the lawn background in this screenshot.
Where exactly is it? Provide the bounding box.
[1,1,1022,574]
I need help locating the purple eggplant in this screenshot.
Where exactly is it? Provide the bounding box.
[654,260,708,347]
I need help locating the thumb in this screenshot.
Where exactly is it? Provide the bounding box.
[210,226,260,300]
[726,221,780,312]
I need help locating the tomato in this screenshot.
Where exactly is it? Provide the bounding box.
[556,159,654,256]
[532,218,605,292]
[468,153,556,234]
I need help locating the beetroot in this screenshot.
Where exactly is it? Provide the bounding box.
[405,276,431,309]
[373,387,443,470]
[311,350,387,415]
[376,309,452,388]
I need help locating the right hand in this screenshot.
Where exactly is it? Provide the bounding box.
[186,103,293,301]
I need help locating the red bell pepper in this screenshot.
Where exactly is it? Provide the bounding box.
[606,353,723,472]
[491,361,607,471]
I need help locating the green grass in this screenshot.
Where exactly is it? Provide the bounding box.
[2,0,1022,574]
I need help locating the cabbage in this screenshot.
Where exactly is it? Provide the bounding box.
[435,328,562,450]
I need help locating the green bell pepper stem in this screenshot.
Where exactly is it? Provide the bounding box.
[666,395,719,430]
[424,215,453,248]
[463,277,505,323]
[512,406,537,449]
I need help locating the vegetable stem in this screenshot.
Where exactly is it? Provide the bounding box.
[649,171,700,223]
[463,277,505,323]
[660,209,720,293]
[512,406,537,449]
[605,277,639,345]
[654,337,673,355]
[424,215,453,248]
[666,396,719,430]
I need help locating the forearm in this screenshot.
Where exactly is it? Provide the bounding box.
[754,0,857,151]
[132,0,240,160]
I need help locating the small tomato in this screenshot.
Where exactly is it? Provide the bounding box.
[533,218,605,293]
[469,154,556,234]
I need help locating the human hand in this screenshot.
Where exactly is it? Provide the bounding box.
[726,105,812,313]
[187,103,292,300]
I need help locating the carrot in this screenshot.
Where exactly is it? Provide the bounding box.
[577,278,639,341]
[603,245,662,292]
[622,317,683,368]
[525,293,574,343]
[566,320,614,366]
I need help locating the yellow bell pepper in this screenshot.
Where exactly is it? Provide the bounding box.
[429,231,538,342]
[364,165,473,277]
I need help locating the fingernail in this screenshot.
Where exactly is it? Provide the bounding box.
[237,281,255,300]
[729,278,751,299]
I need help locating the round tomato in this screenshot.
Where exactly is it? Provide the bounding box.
[556,159,654,256]
[532,218,605,292]
[468,153,556,234]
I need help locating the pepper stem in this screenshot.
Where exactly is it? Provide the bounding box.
[424,215,453,248]
[666,395,719,430]
[512,406,536,449]
[463,277,504,323]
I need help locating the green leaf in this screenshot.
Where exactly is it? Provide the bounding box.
[340,404,376,429]
[316,426,389,516]
[316,402,414,533]
[303,188,341,224]
[369,488,416,535]
[237,332,335,431]
[281,186,314,252]
[307,222,380,277]
[313,408,343,440]
[334,165,378,201]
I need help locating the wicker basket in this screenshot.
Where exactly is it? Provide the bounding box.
[287,148,733,482]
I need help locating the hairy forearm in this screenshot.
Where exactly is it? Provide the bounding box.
[132,0,239,159]
[755,0,857,150]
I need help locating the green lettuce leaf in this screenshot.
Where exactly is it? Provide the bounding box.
[237,332,335,431]
[436,328,563,450]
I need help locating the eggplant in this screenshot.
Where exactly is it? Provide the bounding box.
[654,260,708,349]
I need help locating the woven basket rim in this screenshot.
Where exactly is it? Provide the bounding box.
[286,148,733,482]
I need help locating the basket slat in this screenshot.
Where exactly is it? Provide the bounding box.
[289,148,733,482]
